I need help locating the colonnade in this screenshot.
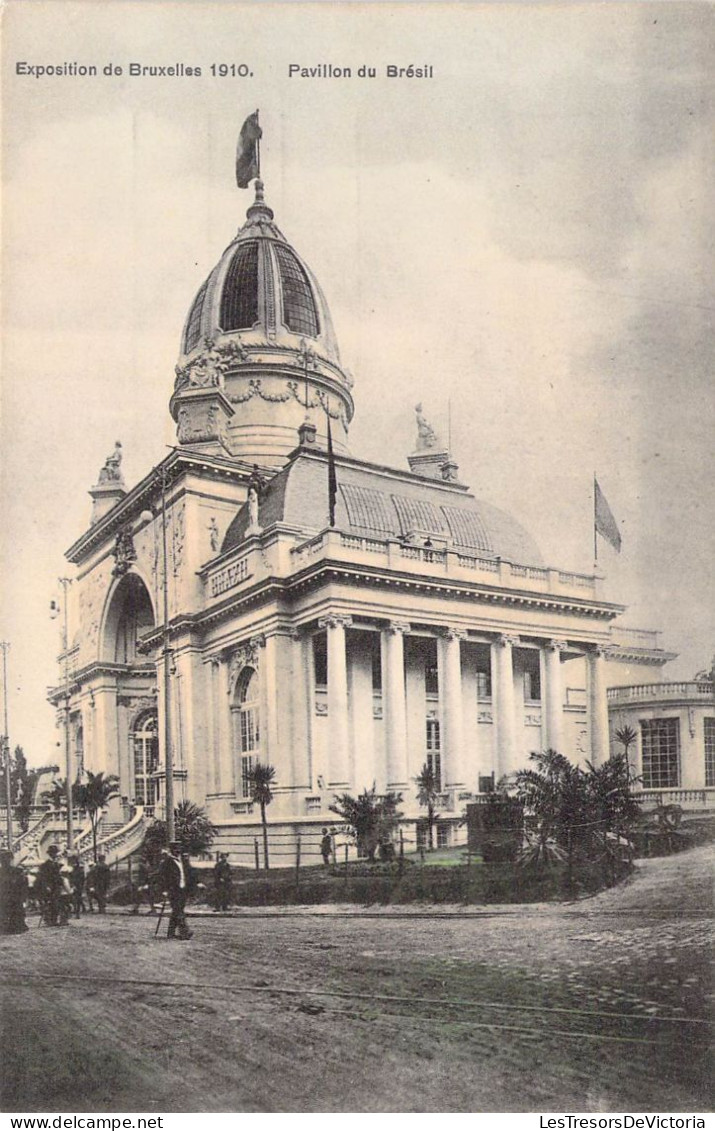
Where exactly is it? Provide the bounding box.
[203,620,613,806]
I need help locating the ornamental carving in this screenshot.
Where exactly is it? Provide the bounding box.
[318,614,354,631]
[443,627,467,642]
[497,633,520,648]
[386,621,411,635]
[576,728,588,755]
[174,336,247,392]
[415,403,438,451]
[525,713,542,727]
[227,378,349,434]
[227,635,266,694]
[547,639,568,652]
[97,441,124,485]
[177,403,221,445]
[477,710,494,724]
[112,526,137,577]
[171,502,186,576]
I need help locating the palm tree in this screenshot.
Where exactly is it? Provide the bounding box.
[247,762,276,869]
[614,725,638,785]
[42,776,80,812]
[330,786,403,862]
[174,800,216,856]
[415,762,439,851]
[74,771,119,862]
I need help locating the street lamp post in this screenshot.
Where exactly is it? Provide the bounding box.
[0,641,12,850]
[51,580,74,850]
[142,466,174,839]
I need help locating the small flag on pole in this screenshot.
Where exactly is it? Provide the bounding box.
[594,477,621,555]
[235,111,261,189]
[327,412,337,528]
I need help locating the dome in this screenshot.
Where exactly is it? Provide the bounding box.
[179,181,341,368]
[222,449,543,566]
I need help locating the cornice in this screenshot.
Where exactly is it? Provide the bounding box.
[190,556,624,634]
[65,449,262,564]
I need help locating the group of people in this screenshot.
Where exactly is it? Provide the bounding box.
[0,844,112,934]
[1,840,236,941]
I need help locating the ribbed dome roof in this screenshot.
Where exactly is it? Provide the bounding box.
[222,449,543,567]
[179,182,341,367]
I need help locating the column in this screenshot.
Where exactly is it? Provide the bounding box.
[588,646,611,766]
[440,628,467,788]
[289,631,311,789]
[207,657,221,794]
[318,615,352,787]
[261,633,279,765]
[383,621,410,790]
[493,634,519,777]
[217,655,233,793]
[543,639,567,754]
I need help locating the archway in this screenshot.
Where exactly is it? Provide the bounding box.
[102,573,155,663]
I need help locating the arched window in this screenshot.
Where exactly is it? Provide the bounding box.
[132,712,158,808]
[235,669,260,799]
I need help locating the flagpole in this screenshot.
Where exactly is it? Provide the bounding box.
[593,473,598,565]
[255,109,261,180]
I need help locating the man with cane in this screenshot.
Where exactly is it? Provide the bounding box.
[157,841,195,940]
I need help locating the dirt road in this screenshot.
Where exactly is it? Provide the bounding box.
[1,846,712,1113]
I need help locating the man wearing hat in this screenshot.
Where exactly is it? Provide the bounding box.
[0,849,29,934]
[35,844,68,927]
[157,841,194,940]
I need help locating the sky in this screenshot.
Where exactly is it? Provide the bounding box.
[1,1,713,765]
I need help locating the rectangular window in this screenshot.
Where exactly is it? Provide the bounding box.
[479,773,495,794]
[426,716,441,791]
[313,634,328,689]
[641,718,680,788]
[436,823,450,849]
[240,708,258,753]
[705,718,715,787]
[476,670,491,698]
[241,755,254,799]
[524,669,541,701]
[371,635,382,692]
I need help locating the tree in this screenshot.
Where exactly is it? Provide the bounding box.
[614,725,638,785]
[42,776,81,813]
[0,747,57,833]
[415,763,439,851]
[140,800,216,865]
[330,786,403,862]
[513,748,641,869]
[74,771,120,862]
[246,763,275,869]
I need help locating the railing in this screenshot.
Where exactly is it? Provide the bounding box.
[11,809,55,858]
[513,565,549,581]
[608,681,714,703]
[76,807,148,867]
[457,554,499,573]
[635,788,715,809]
[557,571,593,589]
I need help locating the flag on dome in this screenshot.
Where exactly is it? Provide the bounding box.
[594,477,621,553]
[236,111,261,188]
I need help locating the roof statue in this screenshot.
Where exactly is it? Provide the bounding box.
[414,404,439,451]
[97,441,124,485]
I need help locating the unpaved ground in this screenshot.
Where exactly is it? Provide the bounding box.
[1,847,712,1113]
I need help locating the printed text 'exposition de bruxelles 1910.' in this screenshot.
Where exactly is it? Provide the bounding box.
[14,61,434,80]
